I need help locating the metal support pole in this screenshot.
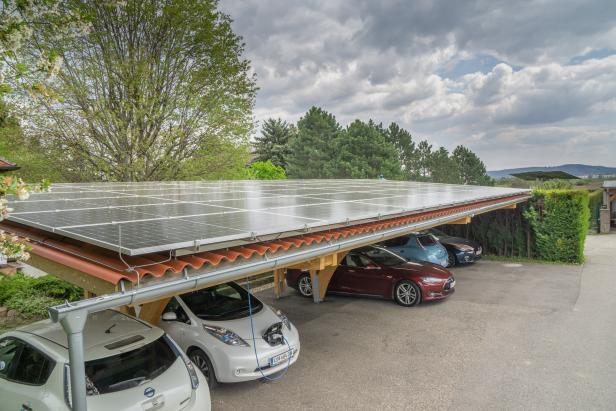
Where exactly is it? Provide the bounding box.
[58,310,88,411]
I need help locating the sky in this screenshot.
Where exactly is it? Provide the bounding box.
[220,0,616,170]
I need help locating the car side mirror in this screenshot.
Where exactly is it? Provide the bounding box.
[162,312,177,321]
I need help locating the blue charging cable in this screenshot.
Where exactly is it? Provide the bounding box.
[245,277,292,381]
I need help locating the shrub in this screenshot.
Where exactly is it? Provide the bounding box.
[524,190,589,263]
[247,160,287,180]
[0,272,82,318]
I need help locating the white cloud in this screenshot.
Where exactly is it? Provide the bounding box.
[221,0,616,169]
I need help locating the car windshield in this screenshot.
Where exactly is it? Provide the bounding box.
[181,282,263,321]
[84,335,177,395]
[363,248,406,267]
[417,234,438,247]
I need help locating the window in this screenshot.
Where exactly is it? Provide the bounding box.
[85,336,178,395]
[163,298,191,324]
[180,282,263,321]
[417,234,437,247]
[381,236,408,247]
[0,338,21,380]
[343,254,362,267]
[363,248,406,267]
[12,344,54,385]
[0,338,55,385]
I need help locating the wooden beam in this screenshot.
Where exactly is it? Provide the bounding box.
[138,298,171,326]
[27,254,117,296]
[501,203,517,209]
[118,305,136,317]
[448,216,472,225]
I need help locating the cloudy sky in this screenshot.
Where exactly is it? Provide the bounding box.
[220,0,616,170]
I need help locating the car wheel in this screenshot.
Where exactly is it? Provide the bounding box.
[189,348,218,388]
[394,280,421,307]
[297,273,313,298]
[447,250,457,267]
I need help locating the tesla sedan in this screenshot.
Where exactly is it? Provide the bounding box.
[427,228,482,266]
[286,246,455,306]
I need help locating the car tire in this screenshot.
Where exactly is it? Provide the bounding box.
[297,272,313,298]
[447,250,457,267]
[393,280,421,307]
[188,348,218,388]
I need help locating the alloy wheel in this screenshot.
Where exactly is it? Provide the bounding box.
[190,352,211,382]
[298,275,313,297]
[396,282,417,305]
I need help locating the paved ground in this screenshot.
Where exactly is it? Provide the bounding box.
[211,233,616,410]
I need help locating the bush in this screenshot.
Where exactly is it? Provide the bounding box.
[0,273,82,318]
[524,190,589,263]
[247,160,287,180]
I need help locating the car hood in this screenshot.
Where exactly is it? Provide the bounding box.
[393,260,452,279]
[201,304,282,340]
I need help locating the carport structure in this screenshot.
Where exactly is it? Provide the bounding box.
[601,181,616,233]
[2,179,529,410]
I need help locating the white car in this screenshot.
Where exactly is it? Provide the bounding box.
[159,281,300,386]
[0,310,210,411]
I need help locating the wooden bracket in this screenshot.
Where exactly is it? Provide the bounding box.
[138,297,171,326]
[448,216,472,225]
[273,268,287,299]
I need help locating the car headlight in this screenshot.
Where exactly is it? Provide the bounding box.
[203,324,249,347]
[275,309,292,331]
[458,245,474,252]
[421,277,444,285]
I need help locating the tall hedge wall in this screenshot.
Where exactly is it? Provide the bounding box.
[442,189,590,263]
[525,190,589,263]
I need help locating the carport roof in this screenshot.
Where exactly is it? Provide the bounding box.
[604,180,616,189]
[2,180,530,290]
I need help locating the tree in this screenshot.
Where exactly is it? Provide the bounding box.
[0,101,64,182]
[332,120,402,179]
[177,136,250,181]
[429,147,460,184]
[385,123,416,180]
[451,145,492,185]
[413,140,433,181]
[286,107,341,178]
[22,0,256,181]
[253,118,295,169]
[247,160,286,180]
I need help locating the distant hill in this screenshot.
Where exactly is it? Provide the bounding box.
[488,164,616,179]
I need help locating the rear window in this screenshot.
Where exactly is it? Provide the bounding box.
[417,235,437,247]
[181,282,262,321]
[381,236,408,247]
[85,335,177,395]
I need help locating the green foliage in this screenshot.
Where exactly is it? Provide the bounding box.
[451,145,492,185]
[23,0,256,182]
[253,118,295,169]
[247,160,287,180]
[331,120,402,179]
[0,100,65,182]
[286,107,341,178]
[524,190,589,263]
[536,179,574,189]
[0,272,82,318]
[178,136,250,180]
[429,147,460,184]
[385,123,415,180]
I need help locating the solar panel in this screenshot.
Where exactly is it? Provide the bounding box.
[6,180,529,255]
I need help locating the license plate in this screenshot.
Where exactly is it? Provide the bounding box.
[269,348,295,367]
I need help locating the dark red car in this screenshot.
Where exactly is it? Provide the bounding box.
[286,246,455,307]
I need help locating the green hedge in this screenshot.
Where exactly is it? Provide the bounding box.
[524,190,589,263]
[442,189,590,263]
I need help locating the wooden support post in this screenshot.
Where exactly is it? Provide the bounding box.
[273,268,287,299]
[118,305,137,317]
[309,269,320,303]
[83,290,96,299]
[138,298,171,326]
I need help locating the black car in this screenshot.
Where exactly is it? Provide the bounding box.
[427,228,482,267]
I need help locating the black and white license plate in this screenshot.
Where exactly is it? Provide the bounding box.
[269,348,296,367]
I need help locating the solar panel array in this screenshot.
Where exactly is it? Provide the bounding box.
[6,180,528,255]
